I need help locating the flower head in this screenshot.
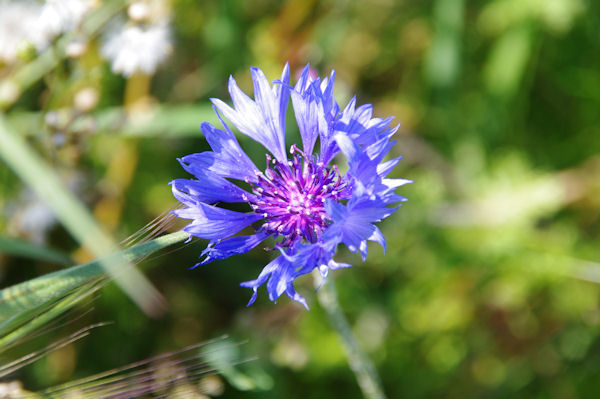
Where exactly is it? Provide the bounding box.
[171,64,410,308]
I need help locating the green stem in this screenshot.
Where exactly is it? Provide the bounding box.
[0,231,189,321]
[315,273,387,399]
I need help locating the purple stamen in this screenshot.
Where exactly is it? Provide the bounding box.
[248,146,351,247]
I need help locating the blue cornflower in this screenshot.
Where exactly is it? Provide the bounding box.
[171,64,410,308]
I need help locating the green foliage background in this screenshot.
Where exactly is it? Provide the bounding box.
[1,0,600,397]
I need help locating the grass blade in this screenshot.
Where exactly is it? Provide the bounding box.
[0,230,189,322]
[0,115,164,316]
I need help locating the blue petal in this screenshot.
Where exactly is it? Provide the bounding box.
[240,255,285,305]
[328,259,352,270]
[199,231,269,265]
[333,131,359,161]
[334,132,380,188]
[266,257,295,301]
[323,201,374,251]
[179,151,256,183]
[252,64,290,158]
[320,71,337,116]
[291,64,319,154]
[377,157,403,178]
[365,136,395,163]
[285,284,308,310]
[368,225,386,253]
[278,236,349,290]
[200,121,260,180]
[291,67,341,164]
[336,98,380,146]
[240,251,310,308]
[358,240,368,261]
[379,192,408,206]
[324,198,396,254]
[174,203,262,240]
[290,85,319,154]
[294,64,312,93]
[319,74,341,146]
[334,131,409,205]
[382,178,412,190]
[210,66,289,162]
[170,174,250,204]
[317,256,351,285]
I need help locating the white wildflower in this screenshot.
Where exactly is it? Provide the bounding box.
[101,23,172,77]
[74,86,99,112]
[31,0,95,50]
[128,1,150,22]
[8,189,56,245]
[0,1,40,63]
[0,0,95,62]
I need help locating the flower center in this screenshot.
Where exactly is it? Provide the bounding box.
[244,145,350,247]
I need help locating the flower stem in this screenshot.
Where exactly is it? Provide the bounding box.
[315,272,387,399]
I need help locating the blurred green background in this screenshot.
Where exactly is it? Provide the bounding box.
[1,0,600,397]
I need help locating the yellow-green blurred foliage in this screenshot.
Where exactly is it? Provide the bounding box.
[1,0,599,398]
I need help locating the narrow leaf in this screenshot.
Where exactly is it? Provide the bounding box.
[0,230,189,322]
